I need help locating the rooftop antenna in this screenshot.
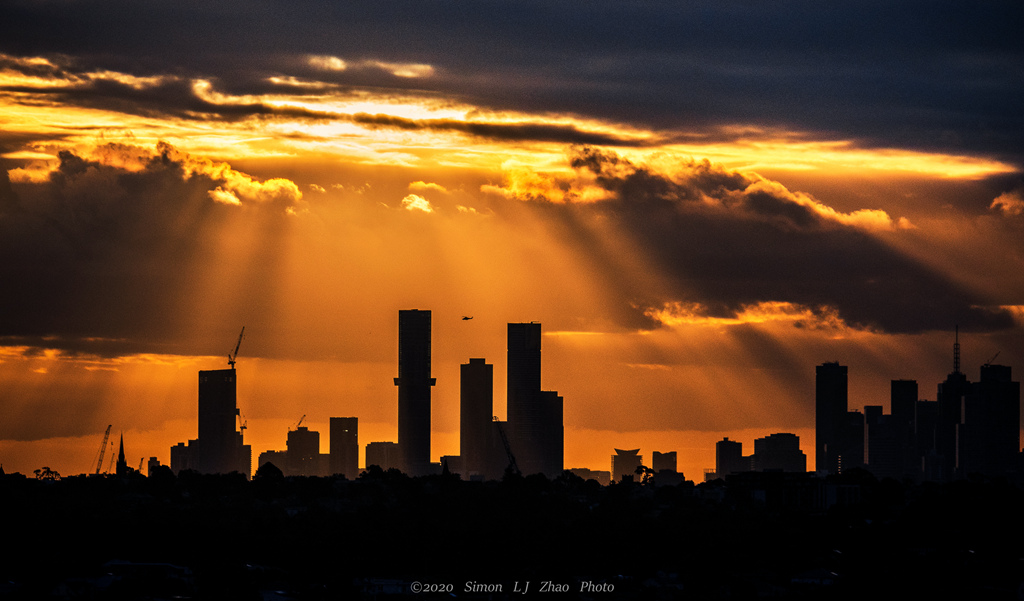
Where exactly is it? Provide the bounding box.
[950,323,958,376]
[228,326,245,368]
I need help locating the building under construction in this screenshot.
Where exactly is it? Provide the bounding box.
[170,329,252,477]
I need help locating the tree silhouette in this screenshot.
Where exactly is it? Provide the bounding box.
[33,466,60,480]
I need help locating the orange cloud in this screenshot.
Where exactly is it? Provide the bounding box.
[991,189,1024,216]
[401,193,434,213]
[409,181,449,194]
[742,177,898,232]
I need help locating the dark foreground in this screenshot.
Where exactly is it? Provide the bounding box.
[3,467,1023,600]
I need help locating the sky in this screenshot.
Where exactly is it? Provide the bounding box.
[1,0,1023,480]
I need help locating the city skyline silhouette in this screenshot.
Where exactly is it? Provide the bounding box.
[7,312,1018,488]
[2,2,1023,597]
[2,2,1024,482]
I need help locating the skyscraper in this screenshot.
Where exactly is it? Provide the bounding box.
[330,417,359,479]
[170,366,251,476]
[962,364,1020,478]
[195,367,251,476]
[461,358,494,478]
[394,310,435,476]
[815,362,848,475]
[652,451,677,473]
[937,330,969,481]
[506,322,563,477]
[890,379,919,479]
[287,426,321,476]
[715,437,745,478]
[507,322,541,420]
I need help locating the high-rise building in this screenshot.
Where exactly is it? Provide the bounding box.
[330,417,359,478]
[751,433,806,473]
[461,358,495,478]
[715,437,746,478]
[507,322,563,478]
[611,448,642,483]
[257,450,288,473]
[170,442,191,473]
[936,328,969,481]
[652,451,678,473]
[287,426,321,476]
[171,367,251,476]
[366,441,400,471]
[962,364,1020,478]
[863,405,900,480]
[394,310,435,476]
[816,362,848,475]
[890,379,919,480]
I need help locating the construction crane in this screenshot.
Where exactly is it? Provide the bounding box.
[106,441,117,474]
[492,416,520,477]
[228,326,245,368]
[291,414,306,431]
[94,425,112,475]
[984,351,1001,366]
[138,458,144,473]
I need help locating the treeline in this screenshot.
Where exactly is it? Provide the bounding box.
[2,466,1023,599]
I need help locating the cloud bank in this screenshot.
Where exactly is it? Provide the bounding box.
[490,147,1015,334]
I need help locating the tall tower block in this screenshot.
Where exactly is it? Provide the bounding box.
[394,310,435,476]
[461,358,494,478]
[330,417,359,478]
[506,322,563,477]
[816,361,848,475]
[507,323,542,474]
[198,368,243,474]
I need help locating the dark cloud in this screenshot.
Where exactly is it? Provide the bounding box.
[535,147,1016,334]
[0,144,291,356]
[0,56,645,146]
[2,0,1021,164]
[345,113,646,147]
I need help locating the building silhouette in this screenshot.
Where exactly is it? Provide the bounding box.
[715,437,745,479]
[506,322,563,478]
[366,441,400,471]
[935,331,969,481]
[257,449,288,473]
[652,451,677,473]
[890,379,919,479]
[816,331,1020,483]
[962,364,1020,478]
[394,310,435,476]
[569,467,611,485]
[116,434,127,477]
[170,367,251,477]
[611,448,642,482]
[329,417,358,479]
[461,358,503,479]
[287,426,322,476]
[712,434,806,478]
[751,433,806,473]
[815,362,848,476]
[863,405,900,480]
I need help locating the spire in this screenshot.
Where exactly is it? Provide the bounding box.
[954,325,961,375]
[116,433,127,476]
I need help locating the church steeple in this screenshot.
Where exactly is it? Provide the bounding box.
[116,433,128,476]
